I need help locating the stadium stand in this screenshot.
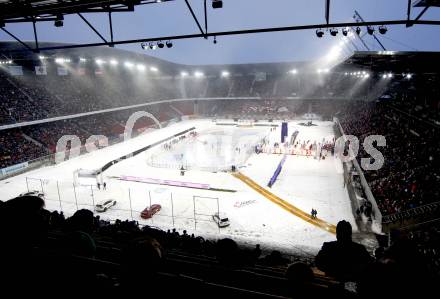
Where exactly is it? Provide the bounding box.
[0,195,436,297]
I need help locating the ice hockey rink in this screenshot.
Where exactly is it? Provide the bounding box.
[0,119,358,257]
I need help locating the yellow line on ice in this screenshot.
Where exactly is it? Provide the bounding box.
[232,172,336,235]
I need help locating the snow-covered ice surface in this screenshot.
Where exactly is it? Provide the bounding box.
[0,119,358,257]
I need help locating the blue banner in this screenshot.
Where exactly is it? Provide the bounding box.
[268,155,287,188]
[0,162,28,176]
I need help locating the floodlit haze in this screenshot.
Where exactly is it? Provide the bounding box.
[2,0,440,64]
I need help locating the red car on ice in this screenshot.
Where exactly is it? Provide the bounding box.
[141,204,161,219]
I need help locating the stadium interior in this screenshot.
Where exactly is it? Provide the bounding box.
[0,0,439,297]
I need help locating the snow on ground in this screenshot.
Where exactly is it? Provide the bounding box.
[0,119,355,257]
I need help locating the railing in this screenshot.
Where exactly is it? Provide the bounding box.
[0,133,125,181]
[334,118,383,233]
[24,176,224,234]
[382,201,440,224]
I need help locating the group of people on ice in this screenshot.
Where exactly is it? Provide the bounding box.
[97,182,107,190]
[310,208,318,219]
[257,136,336,159]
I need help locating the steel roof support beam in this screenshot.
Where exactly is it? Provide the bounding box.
[32,20,40,53]
[77,13,109,44]
[2,19,440,53]
[184,0,207,38]
[204,0,208,35]
[407,2,430,27]
[414,5,430,21]
[354,10,386,51]
[108,11,114,47]
[0,27,35,52]
[325,0,331,24]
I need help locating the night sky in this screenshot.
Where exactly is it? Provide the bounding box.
[2,0,440,64]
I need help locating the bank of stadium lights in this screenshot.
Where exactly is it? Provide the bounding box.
[137,64,146,72]
[221,71,230,77]
[55,58,70,64]
[194,71,204,78]
[355,27,362,35]
[342,27,349,36]
[289,69,298,75]
[141,40,172,50]
[110,59,118,66]
[124,61,134,69]
[95,59,106,65]
[79,57,87,62]
[317,68,329,74]
[404,73,413,79]
[0,60,13,65]
[382,72,393,79]
[344,71,370,78]
[150,67,158,72]
[180,71,189,78]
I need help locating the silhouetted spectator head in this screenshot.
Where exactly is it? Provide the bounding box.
[286,262,314,286]
[68,209,94,233]
[336,220,352,243]
[216,238,238,266]
[0,196,46,247]
[5,195,45,215]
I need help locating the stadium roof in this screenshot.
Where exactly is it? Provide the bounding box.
[339,51,440,74]
[413,0,440,7]
[1,1,439,54]
[0,0,173,23]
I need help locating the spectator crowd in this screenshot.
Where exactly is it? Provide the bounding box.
[0,195,437,297]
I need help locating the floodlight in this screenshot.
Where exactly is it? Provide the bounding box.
[54,14,64,27]
[212,0,223,9]
[194,71,204,78]
[221,71,230,77]
[378,25,388,35]
[316,29,324,38]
